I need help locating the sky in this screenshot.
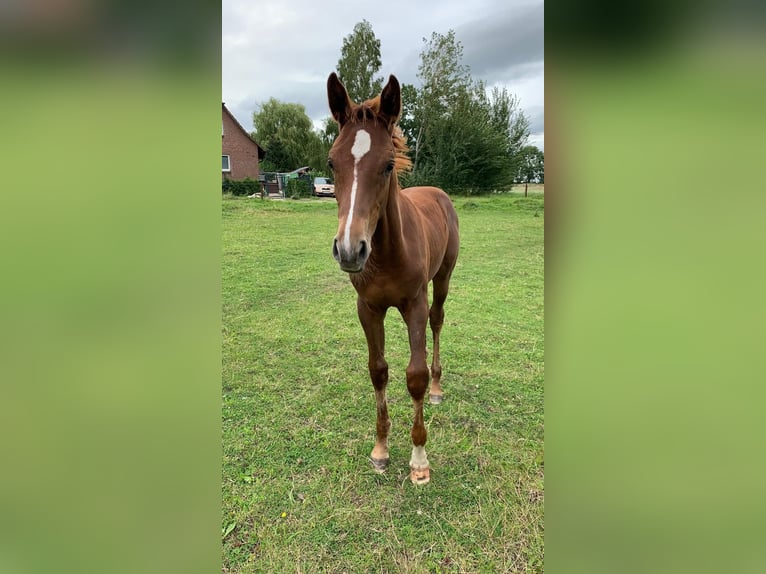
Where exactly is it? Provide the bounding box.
[222,0,544,150]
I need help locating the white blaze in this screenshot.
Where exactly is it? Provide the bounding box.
[343,129,372,250]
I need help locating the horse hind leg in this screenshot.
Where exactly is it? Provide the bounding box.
[428,273,452,404]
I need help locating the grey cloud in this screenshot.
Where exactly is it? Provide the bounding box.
[458,2,544,84]
[526,105,544,135]
[223,0,543,134]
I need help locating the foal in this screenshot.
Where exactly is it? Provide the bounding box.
[326,73,459,485]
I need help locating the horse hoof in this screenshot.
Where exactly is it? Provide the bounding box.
[429,394,443,405]
[410,466,430,485]
[371,457,389,473]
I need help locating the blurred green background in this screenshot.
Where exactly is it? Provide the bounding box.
[2,1,766,572]
[547,2,766,573]
[0,2,220,573]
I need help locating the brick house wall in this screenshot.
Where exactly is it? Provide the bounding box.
[222,103,265,181]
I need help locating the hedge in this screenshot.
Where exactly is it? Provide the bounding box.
[222,177,262,197]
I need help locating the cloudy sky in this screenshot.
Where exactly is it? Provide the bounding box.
[223,0,544,150]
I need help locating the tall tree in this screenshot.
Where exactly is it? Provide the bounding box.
[418,31,472,151]
[484,84,531,182]
[409,31,473,186]
[252,98,321,172]
[417,30,472,117]
[406,30,530,193]
[398,83,423,171]
[336,20,384,103]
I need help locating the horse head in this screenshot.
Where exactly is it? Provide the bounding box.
[326,73,403,273]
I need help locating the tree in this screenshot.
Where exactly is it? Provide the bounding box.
[420,85,521,193]
[516,145,545,185]
[319,116,338,148]
[304,129,331,177]
[252,98,322,172]
[404,30,530,193]
[484,84,531,184]
[398,83,423,171]
[417,31,472,117]
[336,20,384,103]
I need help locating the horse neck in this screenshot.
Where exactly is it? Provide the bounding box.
[371,177,405,262]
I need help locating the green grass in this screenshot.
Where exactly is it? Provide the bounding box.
[222,191,544,573]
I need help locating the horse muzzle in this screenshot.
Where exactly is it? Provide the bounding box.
[333,237,370,273]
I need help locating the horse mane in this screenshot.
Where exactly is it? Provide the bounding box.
[346,96,413,175]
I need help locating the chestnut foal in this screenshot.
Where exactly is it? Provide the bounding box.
[326,73,459,484]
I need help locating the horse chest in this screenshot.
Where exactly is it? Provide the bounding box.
[352,269,424,309]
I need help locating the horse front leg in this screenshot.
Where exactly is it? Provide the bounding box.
[357,298,390,472]
[402,293,431,485]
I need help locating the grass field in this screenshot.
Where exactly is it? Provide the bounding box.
[222,191,544,573]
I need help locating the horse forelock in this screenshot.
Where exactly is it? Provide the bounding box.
[343,97,412,175]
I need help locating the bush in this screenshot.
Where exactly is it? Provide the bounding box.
[222,177,262,197]
[285,178,311,199]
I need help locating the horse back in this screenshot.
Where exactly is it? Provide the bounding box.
[400,186,460,279]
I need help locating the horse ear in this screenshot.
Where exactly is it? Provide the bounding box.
[327,73,353,127]
[379,75,401,130]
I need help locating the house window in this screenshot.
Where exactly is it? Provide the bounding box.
[222,155,231,172]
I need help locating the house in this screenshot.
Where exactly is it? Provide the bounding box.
[222,103,265,181]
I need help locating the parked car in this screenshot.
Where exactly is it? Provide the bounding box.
[313,177,335,197]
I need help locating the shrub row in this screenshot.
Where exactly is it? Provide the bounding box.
[222,178,262,197]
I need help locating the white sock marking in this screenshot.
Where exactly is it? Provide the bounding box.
[343,129,371,250]
[410,445,429,469]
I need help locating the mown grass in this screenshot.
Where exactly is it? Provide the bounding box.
[222,191,544,573]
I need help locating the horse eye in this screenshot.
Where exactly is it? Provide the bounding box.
[385,161,395,174]
[327,158,335,171]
